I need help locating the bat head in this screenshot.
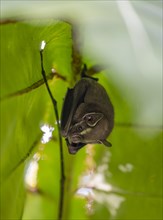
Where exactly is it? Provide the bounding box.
[67,112,112,154]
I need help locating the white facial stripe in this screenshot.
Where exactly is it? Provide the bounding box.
[80,128,92,135]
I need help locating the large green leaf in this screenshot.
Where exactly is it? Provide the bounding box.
[0,21,73,219]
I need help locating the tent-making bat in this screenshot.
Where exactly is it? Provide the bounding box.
[61,71,114,154]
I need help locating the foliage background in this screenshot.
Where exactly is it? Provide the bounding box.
[0,1,162,220]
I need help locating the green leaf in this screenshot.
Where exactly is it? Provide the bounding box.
[0,163,25,219]
[0,20,73,220]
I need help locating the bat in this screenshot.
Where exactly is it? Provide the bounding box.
[61,66,114,154]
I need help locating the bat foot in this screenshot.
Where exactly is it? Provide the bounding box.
[81,64,98,81]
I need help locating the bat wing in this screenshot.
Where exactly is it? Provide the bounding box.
[61,88,74,136]
[61,80,90,137]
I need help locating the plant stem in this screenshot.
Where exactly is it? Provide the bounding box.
[40,48,65,220]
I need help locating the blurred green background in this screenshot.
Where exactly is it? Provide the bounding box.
[0,1,162,220]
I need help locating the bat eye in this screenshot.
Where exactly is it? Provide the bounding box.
[77,125,83,132]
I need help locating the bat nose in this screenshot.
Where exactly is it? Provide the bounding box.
[71,135,82,143]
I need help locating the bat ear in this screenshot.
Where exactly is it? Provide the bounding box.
[83,113,103,127]
[101,139,112,147]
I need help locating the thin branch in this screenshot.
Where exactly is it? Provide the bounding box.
[40,46,65,220]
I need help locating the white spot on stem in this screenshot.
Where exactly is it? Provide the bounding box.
[40,40,46,51]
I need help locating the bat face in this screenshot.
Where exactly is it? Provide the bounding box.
[68,112,103,142]
[61,77,114,154]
